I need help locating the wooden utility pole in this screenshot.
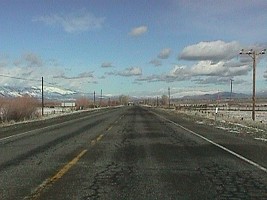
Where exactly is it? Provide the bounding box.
[252,51,256,121]
[93,91,96,108]
[168,87,170,109]
[239,49,266,121]
[42,77,44,116]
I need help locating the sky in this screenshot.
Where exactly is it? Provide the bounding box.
[0,0,267,98]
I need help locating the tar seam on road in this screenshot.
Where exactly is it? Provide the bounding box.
[151,111,267,174]
[24,149,88,200]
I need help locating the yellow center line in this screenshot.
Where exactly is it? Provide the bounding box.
[26,121,117,199]
[24,149,88,200]
[96,134,104,142]
[106,125,113,131]
[91,139,96,145]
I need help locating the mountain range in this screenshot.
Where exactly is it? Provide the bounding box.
[1,86,267,101]
[180,91,267,100]
[0,86,77,100]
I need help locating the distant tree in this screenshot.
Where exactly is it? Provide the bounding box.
[76,97,90,110]
[161,95,168,106]
[119,95,129,105]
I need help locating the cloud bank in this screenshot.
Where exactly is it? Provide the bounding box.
[137,40,256,85]
[179,40,241,62]
[107,67,142,77]
[33,10,105,33]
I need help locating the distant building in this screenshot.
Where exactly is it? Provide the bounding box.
[61,102,76,107]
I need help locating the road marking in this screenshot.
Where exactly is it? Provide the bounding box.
[96,134,104,142]
[0,130,34,143]
[91,134,104,146]
[24,149,87,200]
[106,126,113,131]
[91,140,96,145]
[151,111,267,173]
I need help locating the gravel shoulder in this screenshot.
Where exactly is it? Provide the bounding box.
[155,107,267,142]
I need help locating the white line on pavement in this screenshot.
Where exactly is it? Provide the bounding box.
[151,110,267,173]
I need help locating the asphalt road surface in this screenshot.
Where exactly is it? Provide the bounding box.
[0,106,266,199]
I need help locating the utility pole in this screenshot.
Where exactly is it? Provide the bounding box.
[168,87,170,109]
[41,77,44,116]
[230,79,234,101]
[239,49,266,121]
[100,89,102,107]
[93,91,96,108]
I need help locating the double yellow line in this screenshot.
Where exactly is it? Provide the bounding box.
[25,125,113,200]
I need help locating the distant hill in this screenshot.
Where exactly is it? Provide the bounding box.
[257,90,267,98]
[0,85,77,100]
[180,92,250,100]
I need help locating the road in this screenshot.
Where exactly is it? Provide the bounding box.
[0,106,266,199]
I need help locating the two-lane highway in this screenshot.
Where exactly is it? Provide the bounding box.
[0,106,266,199]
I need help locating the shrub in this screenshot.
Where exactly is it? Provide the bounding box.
[1,96,39,122]
[76,97,91,110]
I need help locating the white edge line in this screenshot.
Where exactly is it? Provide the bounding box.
[152,111,267,173]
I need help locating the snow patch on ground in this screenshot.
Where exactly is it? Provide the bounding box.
[255,138,267,142]
[171,109,267,142]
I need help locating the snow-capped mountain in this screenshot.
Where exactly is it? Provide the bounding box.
[0,86,77,99]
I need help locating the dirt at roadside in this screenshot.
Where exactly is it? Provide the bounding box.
[161,108,267,142]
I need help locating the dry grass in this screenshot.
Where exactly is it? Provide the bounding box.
[0,96,40,122]
[76,97,91,109]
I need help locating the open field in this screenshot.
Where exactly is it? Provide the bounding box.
[174,98,267,124]
[162,107,267,143]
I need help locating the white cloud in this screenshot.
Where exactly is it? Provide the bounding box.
[158,48,171,59]
[33,10,105,33]
[53,71,94,80]
[107,67,142,77]
[118,67,142,76]
[101,62,113,68]
[14,53,43,68]
[179,40,241,62]
[0,53,98,92]
[129,26,148,37]
[135,58,250,84]
[0,53,9,65]
[149,59,162,67]
[191,60,250,77]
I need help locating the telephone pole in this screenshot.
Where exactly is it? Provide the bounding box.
[239,49,266,120]
[41,77,44,116]
[230,79,234,101]
[168,87,170,109]
[100,89,102,107]
[93,91,96,108]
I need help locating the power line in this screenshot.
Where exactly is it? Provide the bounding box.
[0,74,79,93]
[0,74,40,82]
[239,49,266,121]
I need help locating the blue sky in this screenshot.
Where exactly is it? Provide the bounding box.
[0,0,266,98]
